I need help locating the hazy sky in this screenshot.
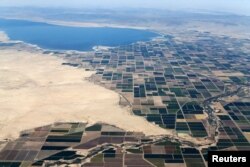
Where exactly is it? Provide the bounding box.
[0,0,249,15]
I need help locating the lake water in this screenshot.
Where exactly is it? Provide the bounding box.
[0,18,158,51]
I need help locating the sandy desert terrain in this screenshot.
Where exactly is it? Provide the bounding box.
[0,48,168,141]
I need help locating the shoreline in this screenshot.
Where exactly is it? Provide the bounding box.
[0,16,151,30]
[0,31,9,42]
[0,19,162,53]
